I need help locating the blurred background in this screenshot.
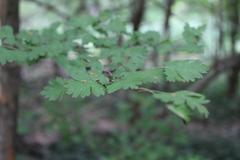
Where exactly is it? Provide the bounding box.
[4,0,240,159]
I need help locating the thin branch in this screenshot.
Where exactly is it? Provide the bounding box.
[136,87,155,94]
[152,1,186,24]
[163,0,175,35]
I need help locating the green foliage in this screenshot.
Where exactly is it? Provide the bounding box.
[0,14,209,120]
[181,24,206,53]
[153,91,209,122]
[65,78,105,98]
[42,93,207,160]
[41,78,66,101]
[107,68,163,93]
[0,26,15,44]
[164,60,208,82]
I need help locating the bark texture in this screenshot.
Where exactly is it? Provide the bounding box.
[0,0,20,159]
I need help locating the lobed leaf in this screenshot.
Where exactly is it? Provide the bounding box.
[107,68,163,93]
[41,78,66,101]
[153,90,209,119]
[164,60,208,82]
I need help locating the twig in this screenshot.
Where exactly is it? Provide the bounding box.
[136,87,155,94]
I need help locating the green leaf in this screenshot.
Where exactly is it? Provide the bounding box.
[0,26,15,44]
[105,18,126,33]
[41,78,66,101]
[68,15,97,29]
[164,60,208,82]
[153,90,209,118]
[64,70,106,98]
[91,83,106,97]
[65,80,105,98]
[95,37,117,47]
[139,31,160,46]
[181,24,205,53]
[156,40,172,54]
[107,68,163,93]
[65,80,91,98]
[183,24,205,43]
[0,48,27,64]
[167,105,191,123]
[124,46,147,70]
[0,26,13,38]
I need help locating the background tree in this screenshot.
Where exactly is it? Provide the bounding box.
[130,0,146,31]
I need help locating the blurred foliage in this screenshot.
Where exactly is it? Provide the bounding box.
[39,94,207,160]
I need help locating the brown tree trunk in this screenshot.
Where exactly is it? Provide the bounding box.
[227,0,239,97]
[130,0,146,31]
[0,0,20,159]
[163,0,175,38]
[216,0,224,55]
[227,66,240,97]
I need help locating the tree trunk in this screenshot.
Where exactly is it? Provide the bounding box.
[227,66,240,97]
[130,0,146,31]
[227,0,239,97]
[0,0,20,159]
[215,0,224,55]
[163,0,175,38]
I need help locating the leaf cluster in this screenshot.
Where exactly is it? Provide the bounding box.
[0,14,208,121]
